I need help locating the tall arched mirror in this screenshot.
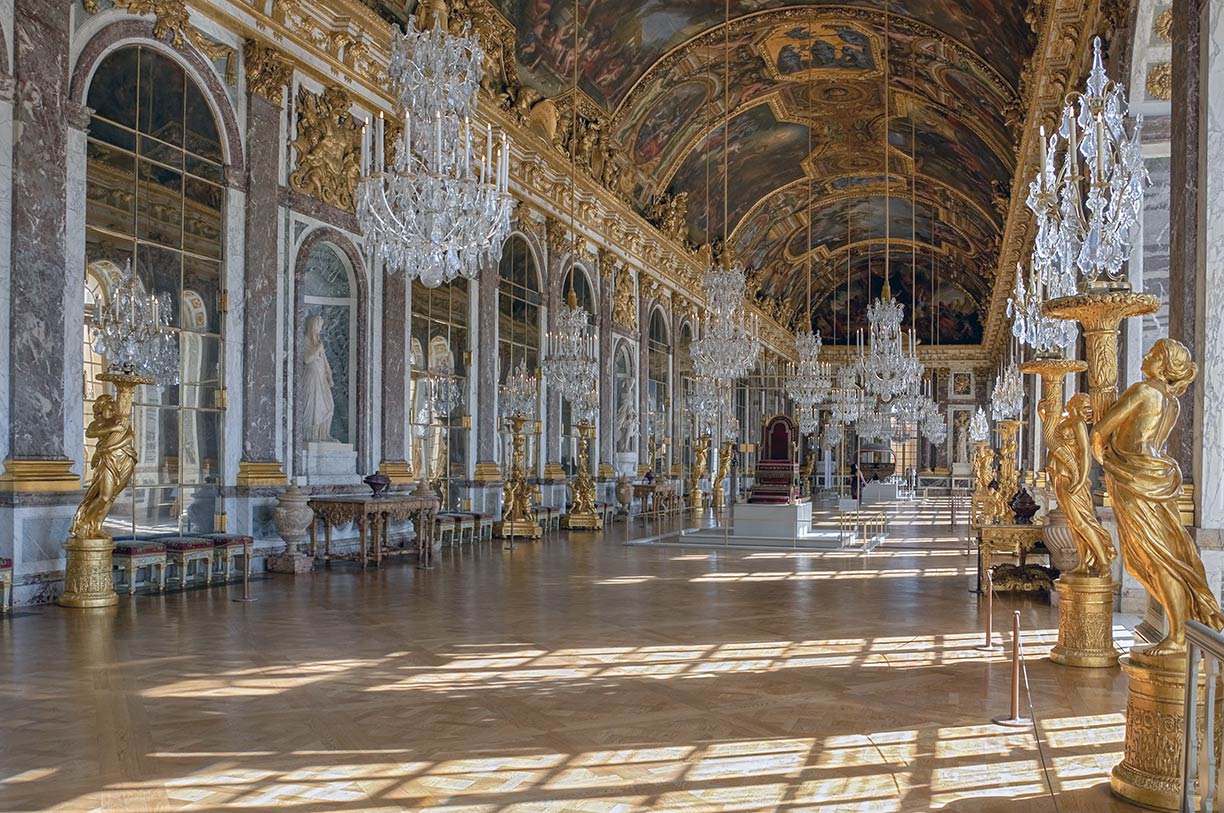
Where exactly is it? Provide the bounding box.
[498,235,542,472]
[646,308,670,472]
[558,263,596,475]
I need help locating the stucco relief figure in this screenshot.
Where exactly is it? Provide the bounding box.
[1092,339,1224,655]
[290,86,361,212]
[70,395,137,539]
[1045,393,1114,576]
[615,379,638,452]
[301,314,337,443]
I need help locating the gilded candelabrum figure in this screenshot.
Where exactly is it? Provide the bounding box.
[970,441,996,527]
[496,415,541,539]
[712,440,732,508]
[1092,339,1224,656]
[991,420,1021,523]
[1045,393,1115,576]
[688,434,709,510]
[70,393,137,539]
[563,421,602,530]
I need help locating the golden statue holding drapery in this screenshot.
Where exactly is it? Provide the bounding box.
[1045,393,1115,577]
[70,392,138,540]
[1092,339,1224,657]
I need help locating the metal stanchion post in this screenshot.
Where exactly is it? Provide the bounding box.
[975,569,1002,652]
[993,611,1032,727]
[232,539,258,603]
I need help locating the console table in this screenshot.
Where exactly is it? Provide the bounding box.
[979,522,1053,593]
[309,494,439,568]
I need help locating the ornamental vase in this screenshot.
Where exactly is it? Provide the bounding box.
[1042,508,1080,572]
[274,484,314,553]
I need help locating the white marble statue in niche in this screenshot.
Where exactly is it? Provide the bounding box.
[301,314,337,442]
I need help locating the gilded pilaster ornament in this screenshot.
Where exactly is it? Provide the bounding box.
[1146,63,1172,101]
[290,85,361,212]
[243,40,293,105]
[612,265,637,330]
[1154,8,1173,42]
[545,216,572,260]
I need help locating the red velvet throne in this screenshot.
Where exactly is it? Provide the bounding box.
[748,414,801,504]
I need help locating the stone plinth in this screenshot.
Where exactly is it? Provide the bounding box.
[732,501,812,539]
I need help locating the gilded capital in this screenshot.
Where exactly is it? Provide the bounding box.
[244,40,293,105]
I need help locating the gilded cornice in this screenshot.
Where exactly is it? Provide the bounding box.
[86,0,238,82]
[984,0,1107,362]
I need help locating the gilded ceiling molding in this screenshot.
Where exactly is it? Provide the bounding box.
[243,40,293,105]
[86,0,238,83]
[984,0,1105,361]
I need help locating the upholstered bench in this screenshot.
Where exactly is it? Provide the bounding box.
[205,534,254,582]
[595,501,616,525]
[434,514,457,547]
[472,513,494,541]
[112,540,167,595]
[158,536,214,588]
[438,512,475,544]
[0,557,12,613]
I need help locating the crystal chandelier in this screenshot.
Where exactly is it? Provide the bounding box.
[685,376,724,436]
[1027,37,1146,293]
[543,289,598,406]
[821,422,843,449]
[356,13,515,288]
[922,405,947,445]
[797,403,820,437]
[857,280,922,402]
[969,406,990,443]
[785,330,832,411]
[500,362,538,418]
[90,259,179,383]
[857,406,893,443]
[691,249,760,383]
[1007,262,1079,353]
[829,364,864,426]
[991,362,1025,421]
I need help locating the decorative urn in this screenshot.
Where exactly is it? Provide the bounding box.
[273,483,314,554]
[614,475,634,513]
[363,471,391,497]
[1010,486,1040,525]
[1041,507,1080,571]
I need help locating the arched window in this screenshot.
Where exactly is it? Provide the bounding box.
[84,45,225,537]
[411,277,469,504]
[498,235,542,469]
[647,309,670,470]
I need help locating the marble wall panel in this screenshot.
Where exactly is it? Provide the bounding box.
[1198,0,1224,529]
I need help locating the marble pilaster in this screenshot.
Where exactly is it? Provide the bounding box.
[1,0,77,490]
[238,91,287,484]
[379,263,410,480]
[474,258,501,476]
[1198,0,1224,530]
[1171,0,1202,491]
[598,262,615,469]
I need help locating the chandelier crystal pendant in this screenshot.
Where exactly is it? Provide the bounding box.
[356,12,515,288]
[691,248,761,383]
[1027,37,1147,293]
[542,289,599,404]
[1007,262,1079,353]
[90,259,180,383]
[991,362,1025,422]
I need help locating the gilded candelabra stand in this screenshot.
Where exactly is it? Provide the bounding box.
[688,434,709,512]
[494,415,541,539]
[969,440,996,530]
[61,371,152,608]
[712,440,732,509]
[562,421,602,530]
[993,420,1022,520]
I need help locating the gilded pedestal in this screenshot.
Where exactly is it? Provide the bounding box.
[1050,574,1119,667]
[1111,651,1222,810]
[562,422,602,530]
[1043,293,1159,418]
[59,535,120,608]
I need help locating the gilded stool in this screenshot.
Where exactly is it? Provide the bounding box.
[206,534,254,582]
[112,540,167,595]
[0,557,12,613]
[162,537,215,588]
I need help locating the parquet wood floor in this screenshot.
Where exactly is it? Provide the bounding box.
[0,503,1145,811]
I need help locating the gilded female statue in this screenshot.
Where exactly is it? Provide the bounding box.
[1092,338,1224,655]
[70,394,137,539]
[1045,393,1115,576]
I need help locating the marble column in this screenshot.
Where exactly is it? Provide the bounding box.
[1197,0,1224,530]
[0,1,80,492]
[473,258,501,481]
[1170,0,1202,491]
[236,49,290,487]
[378,266,410,482]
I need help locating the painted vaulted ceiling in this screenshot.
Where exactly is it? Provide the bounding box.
[389,1,1034,346]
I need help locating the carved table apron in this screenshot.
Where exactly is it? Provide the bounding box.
[308,495,439,568]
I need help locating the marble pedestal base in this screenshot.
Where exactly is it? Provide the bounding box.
[59,535,117,608]
[302,442,358,485]
[268,552,314,574]
[1112,650,1221,811]
[614,452,637,477]
[861,482,900,503]
[1050,574,1119,667]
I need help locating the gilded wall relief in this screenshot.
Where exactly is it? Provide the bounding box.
[291,86,362,212]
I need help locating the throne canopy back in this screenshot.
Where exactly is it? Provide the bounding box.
[762,415,797,463]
